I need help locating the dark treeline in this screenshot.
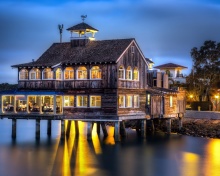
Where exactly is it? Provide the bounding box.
[0,83,18,91]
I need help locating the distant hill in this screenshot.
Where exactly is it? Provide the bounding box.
[0,83,18,91]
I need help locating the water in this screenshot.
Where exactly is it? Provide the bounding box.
[1,119,220,176]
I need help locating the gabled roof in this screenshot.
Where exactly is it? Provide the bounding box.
[67,22,98,32]
[154,63,187,69]
[12,38,134,68]
[145,58,154,64]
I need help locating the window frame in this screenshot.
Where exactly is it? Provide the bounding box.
[118,95,125,108]
[55,68,62,80]
[42,68,53,80]
[64,96,74,107]
[170,95,173,107]
[118,66,125,80]
[90,66,102,79]
[77,66,87,80]
[126,95,133,107]
[64,67,74,80]
[134,95,140,108]
[133,67,139,81]
[76,95,88,107]
[29,68,41,80]
[90,95,101,108]
[19,69,28,80]
[126,66,132,80]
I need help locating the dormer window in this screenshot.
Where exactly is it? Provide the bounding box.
[90,66,101,79]
[30,68,41,80]
[118,66,125,79]
[55,68,62,80]
[131,46,135,54]
[19,69,28,80]
[64,67,74,80]
[126,66,132,80]
[77,66,87,79]
[42,68,53,80]
[133,67,139,81]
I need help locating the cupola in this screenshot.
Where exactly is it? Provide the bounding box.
[66,15,99,47]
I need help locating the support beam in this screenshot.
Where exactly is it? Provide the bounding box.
[87,122,93,140]
[151,120,155,132]
[166,118,171,134]
[47,120,52,136]
[100,122,108,137]
[12,119,17,139]
[141,120,146,138]
[61,120,65,140]
[75,121,79,135]
[120,121,126,137]
[114,121,120,142]
[66,120,71,137]
[179,117,183,131]
[36,119,40,139]
[96,122,100,134]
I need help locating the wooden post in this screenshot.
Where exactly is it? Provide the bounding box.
[12,119,17,139]
[47,119,52,136]
[141,119,146,138]
[120,121,127,137]
[100,122,108,137]
[166,118,171,134]
[36,119,40,139]
[66,120,71,137]
[87,122,93,140]
[96,122,100,134]
[75,121,79,135]
[114,121,120,142]
[61,120,65,140]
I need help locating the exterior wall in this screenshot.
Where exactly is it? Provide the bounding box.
[163,95,178,117]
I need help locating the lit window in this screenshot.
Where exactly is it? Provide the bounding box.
[170,95,173,107]
[42,68,53,79]
[90,96,101,107]
[118,66,125,79]
[64,67,74,80]
[64,96,74,107]
[118,95,125,108]
[30,68,41,80]
[77,95,88,107]
[147,94,151,105]
[134,95,139,108]
[91,66,102,79]
[56,68,62,80]
[126,66,132,80]
[133,67,139,81]
[126,95,132,107]
[19,69,28,80]
[77,66,87,79]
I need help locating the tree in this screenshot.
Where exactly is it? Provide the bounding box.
[189,40,220,101]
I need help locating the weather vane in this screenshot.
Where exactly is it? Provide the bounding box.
[58,24,64,43]
[81,15,87,22]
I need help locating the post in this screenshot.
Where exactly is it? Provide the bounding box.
[61,120,65,140]
[75,121,79,135]
[87,122,93,140]
[114,121,120,142]
[151,120,155,132]
[166,118,171,134]
[12,119,17,139]
[120,121,127,137]
[96,122,100,134]
[100,122,108,137]
[36,119,40,139]
[141,119,146,138]
[47,119,52,136]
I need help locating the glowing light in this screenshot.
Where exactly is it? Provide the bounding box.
[189,95,193,99]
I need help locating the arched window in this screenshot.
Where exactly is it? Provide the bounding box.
[118,65,125,79]
[90,66,101,79]
[19,69,28,80]
[133,67,139,81]
[77,66,87,79]
[42,68,53,80]
[126,66,132,80]
[64,67,74,80]
[55,68,62,80]
[29,68,41,80]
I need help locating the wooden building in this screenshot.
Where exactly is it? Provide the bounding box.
[0,20,186,140]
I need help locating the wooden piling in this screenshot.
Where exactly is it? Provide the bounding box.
[47,120,52,136]
[74,121,79,135]
[114,121,120,142]
[166,118,171,134]
[120,121,127,137]
[12,119,17,139]
[141,119,146,138]
[36,119,40,139]
[87,122,93,140]
[100,122,108,137]
[151,120,155,132]
[61,120,65,140]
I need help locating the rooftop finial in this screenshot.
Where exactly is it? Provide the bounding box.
[58,24,64,43]
[81,15,87,22]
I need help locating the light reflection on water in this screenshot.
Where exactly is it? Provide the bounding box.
[1,119,220,176]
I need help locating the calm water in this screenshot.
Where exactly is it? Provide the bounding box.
[0,119,220,176]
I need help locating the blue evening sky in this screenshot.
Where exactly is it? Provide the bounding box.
[1,0,220,83]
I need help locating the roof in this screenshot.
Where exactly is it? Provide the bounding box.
[146,87,178,95]
[0,90,63,95]
[12,38,134,68]
[67,22,98,32]
[145,58,154,64]
[154,63,187,69]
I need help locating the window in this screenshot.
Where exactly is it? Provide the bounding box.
[56,68,62,80]
[133,67,139,81]
[126,66,132,80]
[77,66,87,79]
[64,96,74,107]
[19,69,28,80]
[90,96,101,107]
[134,95,139,108]
[64,67,74,80]
[131,46,135,53]
[77,95,88,107]
[126,95,132,107]
[30,68,41,80]
[170,96,173,107]
[91,66,101,79]
[118,95,125,108]
[118,66,125,79]
[43,68,53,79]
[147,94,151,105]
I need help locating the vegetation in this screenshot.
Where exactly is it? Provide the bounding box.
[186,40,220,101]
[0,83,18,91]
